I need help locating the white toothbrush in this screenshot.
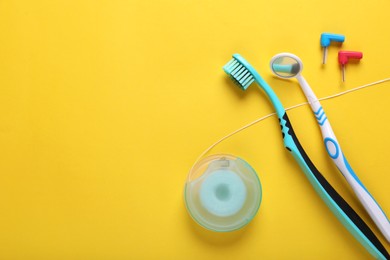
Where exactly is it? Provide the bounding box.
[270,53,390,243]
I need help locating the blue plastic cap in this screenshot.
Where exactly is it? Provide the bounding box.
[320,33,345,47]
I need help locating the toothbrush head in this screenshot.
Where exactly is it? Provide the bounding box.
[223,53,289,119]
[223,54,256,91]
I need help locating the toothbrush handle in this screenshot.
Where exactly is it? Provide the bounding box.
[280,112,389,260]
[297,75,390,242]
[320,112,390,243]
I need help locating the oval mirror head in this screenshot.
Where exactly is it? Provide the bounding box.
[271,54,302,79]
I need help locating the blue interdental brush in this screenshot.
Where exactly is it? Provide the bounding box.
[320,33,345,64]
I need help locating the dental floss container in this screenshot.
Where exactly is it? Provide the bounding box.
[184,154,262,232]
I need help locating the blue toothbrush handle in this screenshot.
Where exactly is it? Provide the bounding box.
[280,112,389,260]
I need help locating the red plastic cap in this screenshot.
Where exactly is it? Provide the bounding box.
[338,51,363,65]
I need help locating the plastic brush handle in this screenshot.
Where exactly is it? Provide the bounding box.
[338,51,363,65]
[296,74,390,243]
[279,113,389,260]
[321,33,345,47]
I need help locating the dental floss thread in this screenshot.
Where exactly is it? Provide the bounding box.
[190,77,390,172]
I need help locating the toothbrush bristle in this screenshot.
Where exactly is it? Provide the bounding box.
[223,58,254,90]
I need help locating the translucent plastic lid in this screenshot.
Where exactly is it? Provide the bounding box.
[184,154,262,232]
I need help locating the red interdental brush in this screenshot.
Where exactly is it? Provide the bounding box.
[338,51,363,82]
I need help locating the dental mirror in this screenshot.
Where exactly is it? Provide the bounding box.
[270,53,314,102]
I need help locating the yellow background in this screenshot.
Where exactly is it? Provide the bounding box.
[0,0,389,259]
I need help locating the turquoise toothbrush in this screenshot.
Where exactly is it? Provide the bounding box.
[223,54,389,259]
[270,52,390,243]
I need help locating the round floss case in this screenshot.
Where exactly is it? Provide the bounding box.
[184,154,262,232]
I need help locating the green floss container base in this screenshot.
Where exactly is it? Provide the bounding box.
[184,154,262,232]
